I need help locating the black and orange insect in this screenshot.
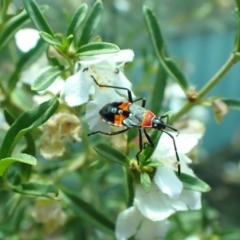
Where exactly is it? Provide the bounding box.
[87,73,181,175]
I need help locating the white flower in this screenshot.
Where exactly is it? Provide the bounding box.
[15,28,40,52]
[64,49,135,131]
[115,206,169,240]
[134,120,204,221]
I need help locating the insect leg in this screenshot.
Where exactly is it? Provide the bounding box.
[161,130,181,176]
[132,98,146,107]
[160,115,179,136]
[143,129,154,149]
[136,129,143,163]
[91,75,133,103]
[88,128,129,137]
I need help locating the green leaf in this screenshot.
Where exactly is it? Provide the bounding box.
[66,3,88,37]
[0,9,29,53]
[143,130,162,161]
[78,0,103,47]
[143,6,189,91]
[232,9,240,21]
[222,98,240,110]
[0,153,37,176]
[39,31,62,46]
[3,109,36,156]
[7,39,47,94]
[0,95,59,158]
[146,160,164,167]
[94,143,129,165]
[31,66,63,91]
[179,172,211,192]
[151,65,167,115]
[61,187,115,234]
[77,42,120,56]
[140,172,152,193]
[11,181,59,199]
[23,0,54,36]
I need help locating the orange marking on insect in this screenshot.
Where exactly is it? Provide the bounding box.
[119,102,132,111]
[114,114,125,126]
[141,110,156,128]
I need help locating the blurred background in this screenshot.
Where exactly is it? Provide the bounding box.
[2,0,240,238]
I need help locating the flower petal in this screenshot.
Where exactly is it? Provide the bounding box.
[64,71,92,106]
[115,206,141,240]
[110,49,134,63]
[15,28,40,52]
[167,189,201,212]
[135,218,169,240]
[134,184,175,221]
[154,166,183,198]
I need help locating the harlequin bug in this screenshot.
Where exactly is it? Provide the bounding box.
[87,72,181,175]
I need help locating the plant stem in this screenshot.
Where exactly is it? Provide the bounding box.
[171,53,237,122]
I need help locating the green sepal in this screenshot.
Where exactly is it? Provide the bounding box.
[0,153,37,176]
[61,187,115,234]
[10,179,59,199]
[0,95,59,158]
[94,143,130,165]
[39,31,62,46]
[222,98,240,110]
[66,3,88,38]
[23,0,54,37]
[78,0,103,47]
[77,42,119,56]
[31,66,63,91]
[179,172,211,192]
[143,6,189,91]
[140,172,152,193]
[7,39,47,94]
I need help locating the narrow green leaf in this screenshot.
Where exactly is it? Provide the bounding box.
[4,109,36,156]
[39,31,62,46]
[94,143,129,165]
[125,168,134,207]
[0,153,37,176]
[3,108,15,126]
[31,66,63,91]
[66,3,88,37]
[140,172,151,193]
[23,0,54,36]
[11,182,59,199]
[7,39,47,94]
[236,0,240,11]
[143,130,162,161]
[151,65,167,115]
[222,98,240,110]
[78,0,103,47]
[232,9,240,21]
[0,9,29,53]
[77,42,119,56]
[179,172,211,192]
[146,160,164,167]
[61,188,115,234]
[143,6,189,90]
[0,95,59,158]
